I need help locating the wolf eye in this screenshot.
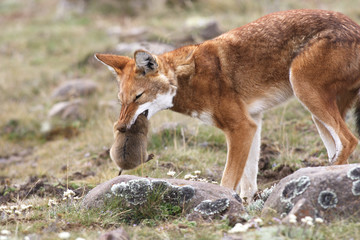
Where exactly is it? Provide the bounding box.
[135,92,144,101]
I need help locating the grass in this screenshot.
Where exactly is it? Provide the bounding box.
[1,0,360,239]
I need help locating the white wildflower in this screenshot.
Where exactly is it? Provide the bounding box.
[20,204,33,211]
[166,170,176,177]
[1,230,11,235]
[315,217,324,224]
[228,223,250,233]
[0,236,9,240]
[198,178,208,182]
[254,217,263,225]
[301,216,314,227]
[0,205,8,211]
[74,196,82,200]
[63,189,75,199]
[194,170,201,175]
[48,199,58,207]
[58,232,71,239]
[288,214,297,224]
[10,205,18,211]
[306,220,314,227]
[75,238,86,240]
[14,210,21,216]
[5,209,12,215]
[211,181,218,184]
[184,174,196,180]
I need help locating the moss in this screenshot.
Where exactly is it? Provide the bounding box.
[318,190,338,209]
[194,198,230,216]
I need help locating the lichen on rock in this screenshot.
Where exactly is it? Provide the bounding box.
[110,178,195,207]
[352,180,360,196]
[281,176,310,201]
[347,167,360,181]
[162,185,195,205]
[280,176,310,214]
[318,190,338,209]
[151,180,172,193]
[111,182,128,197]
[110,179,152,205]
[194,198,230,216]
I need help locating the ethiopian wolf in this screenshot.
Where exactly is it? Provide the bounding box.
[96,9,360,199]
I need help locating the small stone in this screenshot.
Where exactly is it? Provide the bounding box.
[48,99,86,120]
[99,227,130,240]
[1,230,11,235]
[228,223,250,233]
[51,79,97,101]
[58,232,71,239]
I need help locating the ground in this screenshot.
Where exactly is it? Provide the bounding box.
[1,0,360,239]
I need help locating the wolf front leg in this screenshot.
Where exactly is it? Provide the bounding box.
[220,113,258,199]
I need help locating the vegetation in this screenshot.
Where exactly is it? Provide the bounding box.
[1,0,359,239]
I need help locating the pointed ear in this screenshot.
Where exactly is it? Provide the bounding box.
[134,50,158,74]
[94,53,131,73]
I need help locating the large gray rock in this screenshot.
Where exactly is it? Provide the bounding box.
[82,175,246,219]
[262,164,360,221]
[51,79,97,101]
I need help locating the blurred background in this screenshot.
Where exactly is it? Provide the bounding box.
[1,0,360,193]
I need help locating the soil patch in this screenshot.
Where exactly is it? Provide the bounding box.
[0,175,90,204]
[257,142,296,188]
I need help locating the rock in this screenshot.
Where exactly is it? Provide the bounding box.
[48,99,85,120]
[262,164,360,221]
[82,175,246,220]
[56,0,86,19]
[51,79,97,101]
[99,227,130,240]
[185,17,222,40]
[107,26,148,39]
[282,198,316,224]
[114,42,175,56]
[199,20,222,40]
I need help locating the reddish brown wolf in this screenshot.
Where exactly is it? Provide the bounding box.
[96,9,360,199]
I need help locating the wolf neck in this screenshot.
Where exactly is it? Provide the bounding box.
[165,43,214,117]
